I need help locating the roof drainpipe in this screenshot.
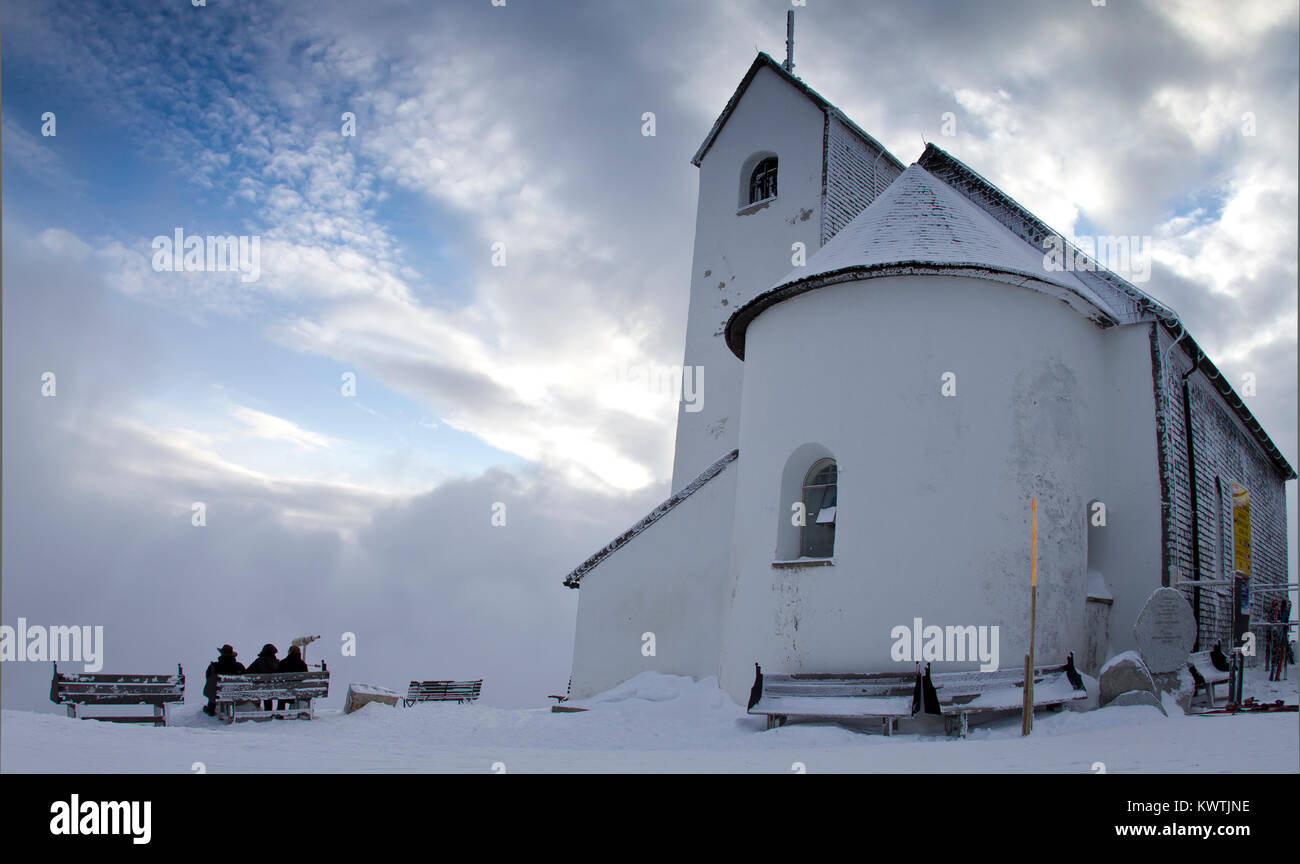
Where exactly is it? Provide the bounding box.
[1181,353,1204,650]
[1156,318,1186,590]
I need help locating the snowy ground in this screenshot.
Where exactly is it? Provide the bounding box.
[3,667,1296,773]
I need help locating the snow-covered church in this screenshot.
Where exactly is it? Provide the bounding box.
[562,48,1294,707]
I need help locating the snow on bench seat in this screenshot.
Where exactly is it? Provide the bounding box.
[746,665,920,735]
[1186,650,1231,707]
[926,653,1087,737]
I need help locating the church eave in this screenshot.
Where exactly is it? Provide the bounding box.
[723,262,1118,360]
[562,449,740,588]
[1161,323,1297,482]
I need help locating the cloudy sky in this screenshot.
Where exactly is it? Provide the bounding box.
[2,0,1295,711]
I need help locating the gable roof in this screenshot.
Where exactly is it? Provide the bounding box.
[691,52,905,174]
[562,450,739,588]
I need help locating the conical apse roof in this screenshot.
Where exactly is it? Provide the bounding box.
[724,164,1113,359]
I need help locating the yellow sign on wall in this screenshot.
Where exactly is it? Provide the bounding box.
[1231,482,1251,575]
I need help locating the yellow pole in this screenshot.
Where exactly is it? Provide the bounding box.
[1022,498,1037,736]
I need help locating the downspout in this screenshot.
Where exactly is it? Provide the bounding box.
[1152,318,1185,589]
[1180,355,1204,649]
[819,112,829,246]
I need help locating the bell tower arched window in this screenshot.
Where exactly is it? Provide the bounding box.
[748,156,778,204]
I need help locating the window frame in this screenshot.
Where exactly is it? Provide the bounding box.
[799,458,837,559]
[748,156,779,206]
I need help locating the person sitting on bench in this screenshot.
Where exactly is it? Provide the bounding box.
[246,644,281,712]
[274,645,308,710]
[203,645,245,716]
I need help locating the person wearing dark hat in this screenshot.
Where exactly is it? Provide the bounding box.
[279,644,308,673]
[275,644,308,712]
[246,644,280,712]
[203,644,246,716]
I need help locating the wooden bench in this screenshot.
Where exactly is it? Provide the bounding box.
[925,653,1087,737]
[1187,650,1231,707]
[403,680,483,706]
[746,664,921,735]
[214,666,330,724]
[50,662,185,726]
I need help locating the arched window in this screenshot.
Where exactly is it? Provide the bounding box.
[748,156,778,204]
[801,458,836,558]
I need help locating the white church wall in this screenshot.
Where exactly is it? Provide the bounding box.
[671,65,827,492]
[1085,322,1164,665]
[568,459,739,699]
[717,273,1109,704]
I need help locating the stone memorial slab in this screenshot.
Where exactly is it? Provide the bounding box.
[1132,587,1196,674]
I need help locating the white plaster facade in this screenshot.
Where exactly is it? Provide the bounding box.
[562,53,1293,705]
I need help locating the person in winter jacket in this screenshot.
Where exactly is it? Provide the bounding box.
[275,644,309,711]
[246,644,280,712]
[279,644,308,672]
[203,644,246,716]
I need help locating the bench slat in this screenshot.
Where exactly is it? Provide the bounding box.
[221,708,313,720]
[936,673,1085,714]
[218,674,329,684]
[57,694,183,706]
[405,679,482,703]
[216,688,329,700]
[56,675,181,684]
[749,694,915,719]
[747,667,919,723]
[1187,651,1230,683]
[408,689,481,694]
[52,665,186,718]
[55,683,184,695]
[215,671,328,721]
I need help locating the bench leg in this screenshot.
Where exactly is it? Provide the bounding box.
[154,704,166,727]
[66,703,77,720]
[882,717,892,736]
[960,712,969,739]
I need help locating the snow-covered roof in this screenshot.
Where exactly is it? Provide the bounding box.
[562,450,739,589]
[724,162,1117,359]
[690,52,904,174]
[722,143,1295,481]
[916,145,1176,326]
[921,144,1294,482]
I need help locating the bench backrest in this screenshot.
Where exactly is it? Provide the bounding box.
[406,680,483,701]
[50,663,185,706]
[927,659,1081,707]
[1187,651,1228,682]
[216,671,330,701]
[760,673,918,699]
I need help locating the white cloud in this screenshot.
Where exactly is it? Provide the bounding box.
[229,404,340,451]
